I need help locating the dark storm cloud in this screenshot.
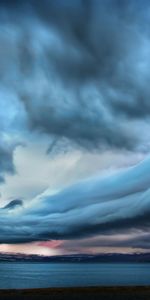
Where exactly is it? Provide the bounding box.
[0,0,150,154]
[19,0,150,150]
[0,139,15,182]
[2,199,23,210]
[1,156,150,243]
[0,146,14,181]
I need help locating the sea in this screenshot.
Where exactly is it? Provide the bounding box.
[0,263,150,289]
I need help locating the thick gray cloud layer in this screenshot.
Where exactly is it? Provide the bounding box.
[0,0,150,160]
[1,156,150,243]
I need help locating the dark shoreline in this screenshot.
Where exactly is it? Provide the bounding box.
[1,286,150,300]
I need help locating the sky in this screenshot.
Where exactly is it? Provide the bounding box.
[0,0,150,256]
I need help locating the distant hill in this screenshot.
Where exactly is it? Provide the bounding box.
[0,252,150,263]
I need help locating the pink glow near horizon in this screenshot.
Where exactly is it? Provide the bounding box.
[0,242,62,256]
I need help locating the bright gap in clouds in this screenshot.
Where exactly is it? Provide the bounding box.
[0,140,145,207]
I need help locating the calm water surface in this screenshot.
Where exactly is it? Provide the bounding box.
[0,263,150,289]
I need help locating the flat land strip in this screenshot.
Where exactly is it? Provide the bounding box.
[1,286,150,300]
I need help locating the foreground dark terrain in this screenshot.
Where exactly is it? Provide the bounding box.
[1,287,150,300]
